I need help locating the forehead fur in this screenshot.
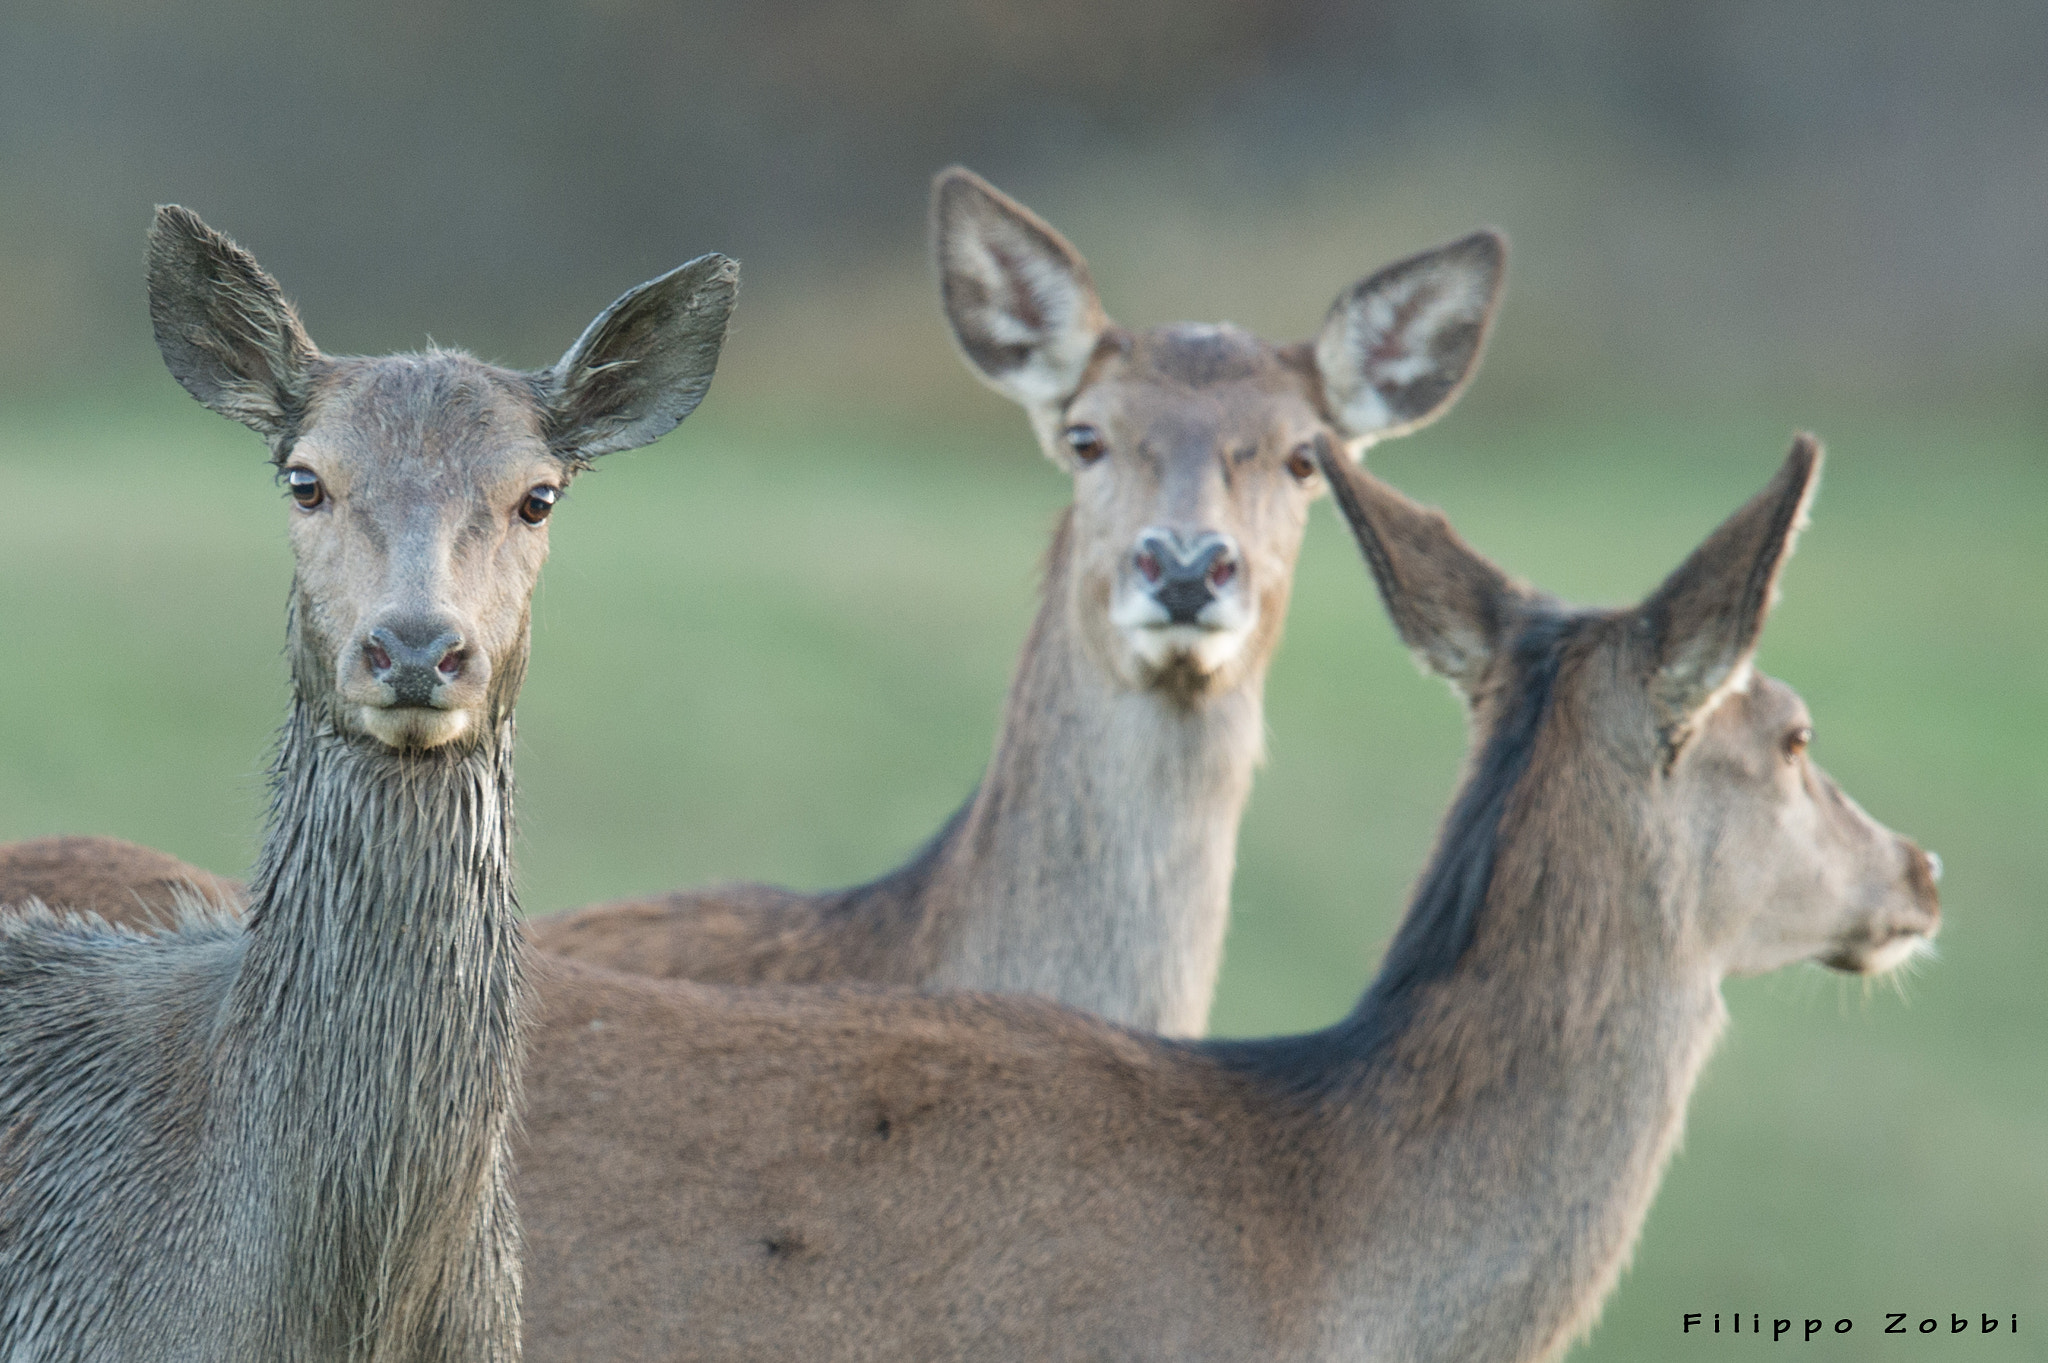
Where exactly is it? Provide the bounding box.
[300,350,548,464]
[1495,609,1642,743]
[1522,611,1801,761]
[1127,323,1282,390]
[1718,671,1805,729]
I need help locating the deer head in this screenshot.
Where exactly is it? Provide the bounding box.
[934,167,1503,704]
[147,205,738,751]
[1317,434,1941,982]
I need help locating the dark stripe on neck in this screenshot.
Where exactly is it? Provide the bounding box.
[1203,608,1579,1090]
[1354,609,1575,1015]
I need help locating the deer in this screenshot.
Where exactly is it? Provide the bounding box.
[527,167,1507,1035]
[0,207,737,1360]
[509,435,1940,1362]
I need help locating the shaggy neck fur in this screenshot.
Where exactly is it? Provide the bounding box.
[231,702,528,1357]
[1214,615,1726,1361]
[921,512,1266,1036]
[0,693,526,1360]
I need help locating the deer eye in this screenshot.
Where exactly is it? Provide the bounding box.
[1063,424,1107,465]
[1284,444,1317,482]
[284,467,324,510]
[1783,725,1813,760]
[519,485,560,526]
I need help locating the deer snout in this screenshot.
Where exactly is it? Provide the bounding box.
[365,619,468,708]
[1827,838,1944,976]
[348,612,492,750]
[1133,529,1241,627]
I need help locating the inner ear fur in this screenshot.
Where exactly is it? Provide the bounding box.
[147,205,320,447]
[1314,434,1529,693]
[1640,435,1823,746]
[932,166,1109,412]
[1314,230,1506,450]
[543,252,740,462]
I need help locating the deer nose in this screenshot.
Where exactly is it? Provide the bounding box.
[1132,529,1241,626]
[365,620,467,707]
[1902,842,1944,926]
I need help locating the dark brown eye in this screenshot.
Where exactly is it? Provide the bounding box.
[1063,424,1107,465]
[285,467,324,510]
[518,485,560,526]
[1285,443,1317,482]
[1784,725,1813,760]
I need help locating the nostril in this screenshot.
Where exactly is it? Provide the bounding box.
[365,624,466,699]
[1207,557,1237,590]
[1135,550,1162,584]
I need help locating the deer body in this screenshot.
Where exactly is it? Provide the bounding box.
[521,928,1716,1361]
[513,438,1940,1362]
[0,210,736,1359]
[0,835,240,930]
[533,170,1506,1034]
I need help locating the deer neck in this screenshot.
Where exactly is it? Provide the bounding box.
[922,515,1266,1036]
[1225,627,1725,1361]
[225,698,526,1351]
[1318,835,1723,1360]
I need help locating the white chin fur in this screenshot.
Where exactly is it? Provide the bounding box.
[1123,622,1254,674]
[1112,591,1256,674]
[1860,933,1930,977]
[357,705,475,750]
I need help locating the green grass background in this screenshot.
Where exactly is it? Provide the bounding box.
[1,384,2040,1358]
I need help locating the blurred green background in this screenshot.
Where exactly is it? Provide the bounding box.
[1,2,2042,1356]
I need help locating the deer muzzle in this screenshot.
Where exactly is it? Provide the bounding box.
[1131,528,1241,627]
[345,612,493,749]
[1822,840,1943,975]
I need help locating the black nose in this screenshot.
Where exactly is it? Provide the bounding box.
[366,619,466,707]
[1133,530,1241,626]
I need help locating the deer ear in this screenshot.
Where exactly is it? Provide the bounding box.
[148,206,320,447]
[1314,230,1505,449]
[543,252,739,461]
[932,167,1109,412]
[1640,435,1823,745]
[1314,435,1528,693]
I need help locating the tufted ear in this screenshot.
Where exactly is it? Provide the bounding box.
[542,253,740,462]
[932,167,1110,414]
[1314,435,1531,695]
[148,206,321,449]
[1639,435,1823,750]
[1313,230,1505,451]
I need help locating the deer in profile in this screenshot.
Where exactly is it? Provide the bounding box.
[0,208,736,1359]
[530,167,1506,1035]
[515,436,1940,1361]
